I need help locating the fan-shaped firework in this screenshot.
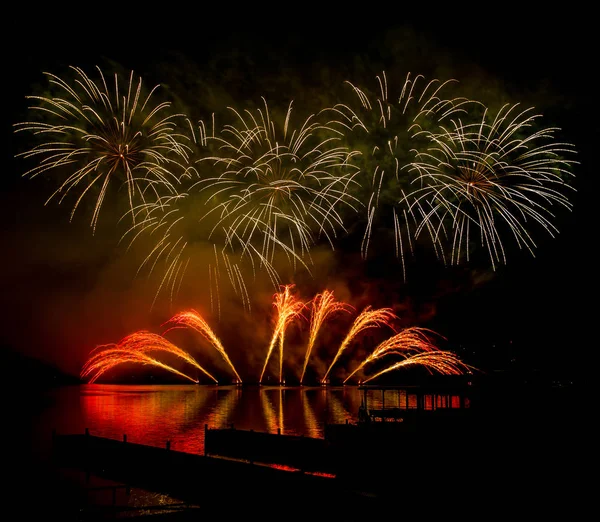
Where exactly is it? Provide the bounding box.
[14,66,193,232]
[260,284,307,384]
[343,326,444,383]
[325,71,478,275]
[81,288,474,384]
[81,348,200,384]
[361,350,474,384]
[300,290,353,384]
[322,305,398,383]
[163,309,242,383]
[80,331,217,384]
[405,103,578,268]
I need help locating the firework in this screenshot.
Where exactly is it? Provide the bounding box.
[120,192,193,310]
[405,103,577,268]
[325,71,478,275]
[81,348,198,384]
[322,306,398,383]
[79,288,477,386]
[121,99,361,310]
[260,284,307,384]
[80,330,219,383]
[163,309,242,383]
[361,350,474,384]
[14,66,193,232]
[300,290,353,384]
[343,327,443,383]
[189,98,361,272]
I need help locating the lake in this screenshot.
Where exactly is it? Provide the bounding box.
[5,379,590,519]
[26,383,471,458]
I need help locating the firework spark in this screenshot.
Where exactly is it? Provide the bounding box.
[361,350,474,384]
[260,284,306,384]
[193,98,361,266]
[300,290,353,384]
[322,306,398,383]
[14,66,192,232]
[163,309,242,383]
[121,99,361,311]
[80,331,218,383]
[326,71,478,274]
[343,327,443,383]
[79,289,476,386]
[81,349,198,384]
[405,103,577,268]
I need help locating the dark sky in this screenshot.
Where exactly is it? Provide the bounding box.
[1,10,595,382]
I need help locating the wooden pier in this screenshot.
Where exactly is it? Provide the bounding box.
[45,380,585,517]
[50,429,380,517]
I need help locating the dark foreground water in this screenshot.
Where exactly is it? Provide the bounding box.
[5,380,593,520]
[22,383,471,457]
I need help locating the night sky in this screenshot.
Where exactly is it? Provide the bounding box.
[1,9,594,384]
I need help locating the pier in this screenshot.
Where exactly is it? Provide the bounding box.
[46,380,585,517]
[50,429,379,517]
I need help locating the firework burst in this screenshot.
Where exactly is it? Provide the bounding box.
[193,98,361,265]
[14,66,193,232]
[325,71,478,276]
[404,103,578,268]
[124,99,361,310]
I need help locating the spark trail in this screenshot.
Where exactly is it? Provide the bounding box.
[343,327,443,383]
[326,71,478,270]
[260,284,306,384]
[80,331,219,383]
[405,103,577,268]
[361,351,474,384]
[301,290,353,384]
[81,349,198,384]
[164,309,242,383]
[194,98,361,269]
[14,66,192,232]
[322,306,397,382]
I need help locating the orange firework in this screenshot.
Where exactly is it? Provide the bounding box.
[260,284,306,384]
[322,306,397,382]
[81,349,198,384]
[80,289,476,386]
[361,350,475,384]
[300,290,353,384]
[164,309,242,383]
[79,330,216,383]
[343,327,443,383]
